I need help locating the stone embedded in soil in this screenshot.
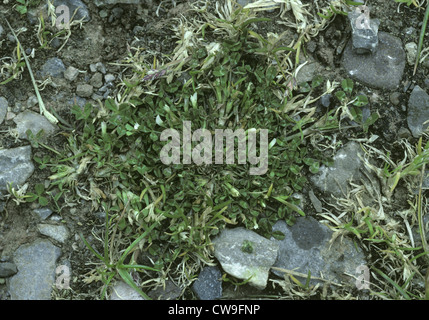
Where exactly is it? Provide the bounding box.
[296,61,322,84]
[104,74,115,83]
[212,227,278,290]
[0,96,7,125]
[64,66,80,81]
[342,31,405,90]
[0,262,18,277]
[13,110,58,140]
[405,42,417,65]
[90,72,103,88]
[110,281,145,300]
[407,85,429,137]
[76,84,94,98]
[271,217,367,286]
[148,279,182,300]
[0,146,35,192]
[33,207,53,220]
[192,266,222,300]
[53,0,91,22]
[9,238,61,300]
[37,57,66,79]
[310,142,369,198]
[37,224,70,244]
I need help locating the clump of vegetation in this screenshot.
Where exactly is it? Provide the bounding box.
[17,0,429,300]
[41,1,343,298]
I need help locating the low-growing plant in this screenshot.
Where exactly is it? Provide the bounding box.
[79,202,160,300]
[25,183,49,206]
[334,78,378,132]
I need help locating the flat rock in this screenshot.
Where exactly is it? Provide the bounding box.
[192,266,222,300]
[37,224,70,244]
[13,110,57,140]
[310,142,367,197]
[212,227,278,290]
[76,84,94,98]
[0,146,35,192]
[148,279,182,300]
[342,31,405,90]
[33,207,53,220]
[110,281,145,300]
[271,218,367,286]
[9,239,61,300]
[407,85,429,137]
[37,57,66,79]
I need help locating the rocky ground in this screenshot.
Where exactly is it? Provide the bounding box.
[0,0,429,300]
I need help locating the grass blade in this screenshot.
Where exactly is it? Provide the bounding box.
[414,4,429,75]
[372,266,411,299]
[5,19,58,124]
[117,268,151,300]
[118,222,158,265]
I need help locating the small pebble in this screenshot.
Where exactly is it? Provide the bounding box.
[104,74,115,83]
[76,84,94,98]
[389,92,401,106]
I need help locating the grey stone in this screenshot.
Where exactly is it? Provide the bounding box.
[320,94,332,108]
[90,62,106,74]
[0,24,3,38]
[310,142,367,197]
[0,146,34,192]
[104,74,115,83]
[90,72,103,88]
[348,8,380,54]
[37,57,66,79]
[33,207,53,220]
[64,66,80,81]
[342,32,406,90]
[13,110,57,140]
[271,217,367,286]
[0,96,8,125]
[9,239,61,300]
[407,85,429,137]
[389,92,401,106]
[53,0,91,22]
[68,96,87,107]
[308,190,323,213]
[296,61,321,84]
[0,262,17,277]
[38,224,70,243]
[110,280,145,300]
[26,95,38,109]
[405,42,417,65]
[148,279,182,300]
[192,266,222,300]
[76,84,94,98]
[212,227,278,289]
